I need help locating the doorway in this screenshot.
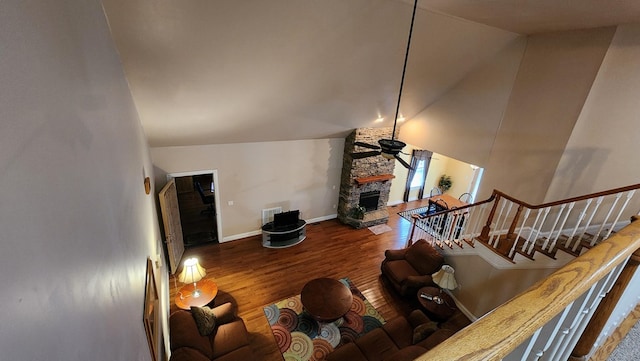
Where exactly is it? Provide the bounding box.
[167,170,222,248]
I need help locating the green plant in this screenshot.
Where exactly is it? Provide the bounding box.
[439,174,453,193]
[350,205,366,220]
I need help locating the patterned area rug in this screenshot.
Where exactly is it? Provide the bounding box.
[263,278,386,361]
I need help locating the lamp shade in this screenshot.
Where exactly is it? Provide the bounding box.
[432,264,458,290]
[177,257,206,284]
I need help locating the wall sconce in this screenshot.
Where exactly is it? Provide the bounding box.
[144,177,151,195]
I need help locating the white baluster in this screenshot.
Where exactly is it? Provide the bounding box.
[604,190,636,239]
[510,208,531,258]
[591,193,622,246]
[542,203,566,251]
[530,208,551,255]
[564,199,593,251]
[526,209,544,254]
[573,197,604,252]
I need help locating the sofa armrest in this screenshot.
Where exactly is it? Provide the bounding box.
[384,248,407,261]
[405,274,433,288]
[211,302,236,325]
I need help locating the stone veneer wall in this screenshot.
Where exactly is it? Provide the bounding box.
[338,128,397,228]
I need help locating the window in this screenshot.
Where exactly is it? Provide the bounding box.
[410,159,426,188]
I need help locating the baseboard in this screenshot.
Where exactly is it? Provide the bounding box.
[221,214,338,243]
[222,230,261,243]
[448,292,479,322]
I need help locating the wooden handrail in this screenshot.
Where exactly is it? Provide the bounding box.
[415,219,640,361]
[494,183,640,210]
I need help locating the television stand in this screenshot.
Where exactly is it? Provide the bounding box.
[261,220,306,248]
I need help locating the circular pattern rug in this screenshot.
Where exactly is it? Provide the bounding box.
[263,278,386,361]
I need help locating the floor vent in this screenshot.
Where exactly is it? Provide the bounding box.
[262,207,283,225]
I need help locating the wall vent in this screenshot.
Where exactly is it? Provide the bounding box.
[262,207,283,225]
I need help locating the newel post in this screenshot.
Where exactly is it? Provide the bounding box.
[406,214,419,248]
[569,215,640,361]
[479,193,501,242]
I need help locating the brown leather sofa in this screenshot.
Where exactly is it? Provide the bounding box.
[326,309,471,361]
[169,302,253,361]
[381,239,444,297]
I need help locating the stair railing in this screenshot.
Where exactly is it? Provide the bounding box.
[415,216,640,361]
[405,183,640,261]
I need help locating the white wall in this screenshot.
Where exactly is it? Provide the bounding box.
[151,139,344,239]
[400,37,526,169]
[546,24,640,204]
[0,1,165,360]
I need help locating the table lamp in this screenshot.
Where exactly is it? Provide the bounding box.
[430,265,458,304]
[177,257,206,298]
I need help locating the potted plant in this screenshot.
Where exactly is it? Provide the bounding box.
[350,205,366,220]
[439,174,453,193]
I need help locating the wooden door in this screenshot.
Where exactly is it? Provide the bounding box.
[159,179,185,274]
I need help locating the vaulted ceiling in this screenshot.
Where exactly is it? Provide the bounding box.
[102,0,640,147]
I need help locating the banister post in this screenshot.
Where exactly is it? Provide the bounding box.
[407,214,419,248]
[500,204,523,257]
[569,215,640,360]
[479,192,500,242]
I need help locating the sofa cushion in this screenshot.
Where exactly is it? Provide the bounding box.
[355,328,400,361]
[210,302,237,325]
[382,345,428,361]
[191,306,218,336]
[404,240,444,275]
[416,328,457,351]
[211,319,251,359]
[412,321,438,344]
[382,260,419,284]
[169,346,212,361]
[381,316,414,350]
[213,345,255,361]
[325,342,369,361]
[170,310,214,359]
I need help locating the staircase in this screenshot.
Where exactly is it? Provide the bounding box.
[403,183,640,263]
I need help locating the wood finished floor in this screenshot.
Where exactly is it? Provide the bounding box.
[169,199,430,361]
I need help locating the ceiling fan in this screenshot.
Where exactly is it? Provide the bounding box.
[351,0,418,170]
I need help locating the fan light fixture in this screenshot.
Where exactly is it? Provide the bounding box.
[350,0,418,170]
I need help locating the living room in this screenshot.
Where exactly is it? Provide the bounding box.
[4,1,640,361]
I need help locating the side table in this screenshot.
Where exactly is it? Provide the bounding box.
[417,286,456,321]
[175,279,219,310]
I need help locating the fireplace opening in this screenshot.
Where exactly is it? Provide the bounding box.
[359,191,380,211]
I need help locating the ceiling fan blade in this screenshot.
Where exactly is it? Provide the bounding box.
[395,154,413,170]
[352,151,381,159]
[354,141,381,150]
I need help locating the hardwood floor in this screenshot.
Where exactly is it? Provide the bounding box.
[168,199,431,360]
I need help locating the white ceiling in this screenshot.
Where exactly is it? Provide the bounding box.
[102,0,640,147]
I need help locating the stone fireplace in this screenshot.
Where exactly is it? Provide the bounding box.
[338,128,396,228]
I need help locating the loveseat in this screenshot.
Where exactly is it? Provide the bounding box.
[381,239,445,297]
[326,309,470,361]
[169,302,254,361]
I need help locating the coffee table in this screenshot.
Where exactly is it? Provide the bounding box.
[417,286,455,321]
[175,279,218,310]
[300,278,353,322]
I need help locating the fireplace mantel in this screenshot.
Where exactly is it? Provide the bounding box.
[354,174,395,185]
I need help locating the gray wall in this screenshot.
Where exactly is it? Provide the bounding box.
[0,1,166,359]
